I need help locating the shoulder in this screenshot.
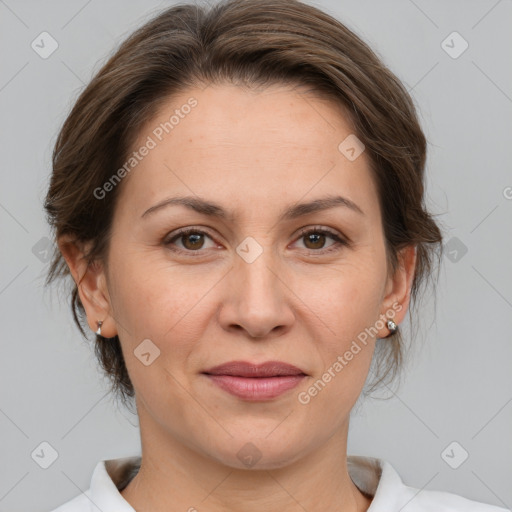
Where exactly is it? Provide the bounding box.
[376,459,509,512]
[45,456,139,512]
[347,455,509,512]
[395,485,509,511]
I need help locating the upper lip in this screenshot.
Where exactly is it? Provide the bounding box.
[203,360,307,377]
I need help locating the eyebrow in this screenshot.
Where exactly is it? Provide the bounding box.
[141,194,364,221]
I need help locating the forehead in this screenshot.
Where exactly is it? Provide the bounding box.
[116,83,379,223]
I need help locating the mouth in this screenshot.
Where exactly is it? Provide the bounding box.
[201,360,307,401]
[203,360,307,378]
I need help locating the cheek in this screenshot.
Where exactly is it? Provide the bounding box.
[293,257,384,333]
[289,257,385,385]
[301,281,379,406]
[107,249,219,368]
[107,247,182,327]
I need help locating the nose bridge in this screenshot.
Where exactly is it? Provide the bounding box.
[236,239,278,300]
[221,236,294,338]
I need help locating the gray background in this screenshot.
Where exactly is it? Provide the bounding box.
[1,0,511,510]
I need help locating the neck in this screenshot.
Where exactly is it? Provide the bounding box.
[120,403,372,512]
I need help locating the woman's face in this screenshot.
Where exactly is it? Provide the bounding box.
[80,83,414,469]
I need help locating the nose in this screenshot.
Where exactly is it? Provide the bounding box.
[217,247,295,339]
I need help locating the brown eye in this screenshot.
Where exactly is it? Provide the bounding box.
[181,231,205,250]
[164,228,216,254]
[294,227,348,254]
[303,231,327,250]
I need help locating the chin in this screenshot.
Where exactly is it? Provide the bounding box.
[205,432,307,471]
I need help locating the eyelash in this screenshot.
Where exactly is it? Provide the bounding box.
[163,226,349,256]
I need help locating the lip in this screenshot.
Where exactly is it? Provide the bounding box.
[202,360,307,401]
[204,360,306,377]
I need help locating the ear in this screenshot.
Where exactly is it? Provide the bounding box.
[58,235,118,338]
[377,244,417,338]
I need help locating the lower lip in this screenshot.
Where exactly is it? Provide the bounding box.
[204,374,305,401]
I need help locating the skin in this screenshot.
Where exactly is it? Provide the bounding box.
[61,83,416,512]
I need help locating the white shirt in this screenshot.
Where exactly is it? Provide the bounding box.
[49,454,509,511]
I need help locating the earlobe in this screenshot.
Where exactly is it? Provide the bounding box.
[58,235,117,338]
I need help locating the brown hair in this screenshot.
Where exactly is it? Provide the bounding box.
[44,0,443,408]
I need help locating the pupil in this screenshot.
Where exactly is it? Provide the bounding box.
[184,233,203,249]
[307,233,324,249]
